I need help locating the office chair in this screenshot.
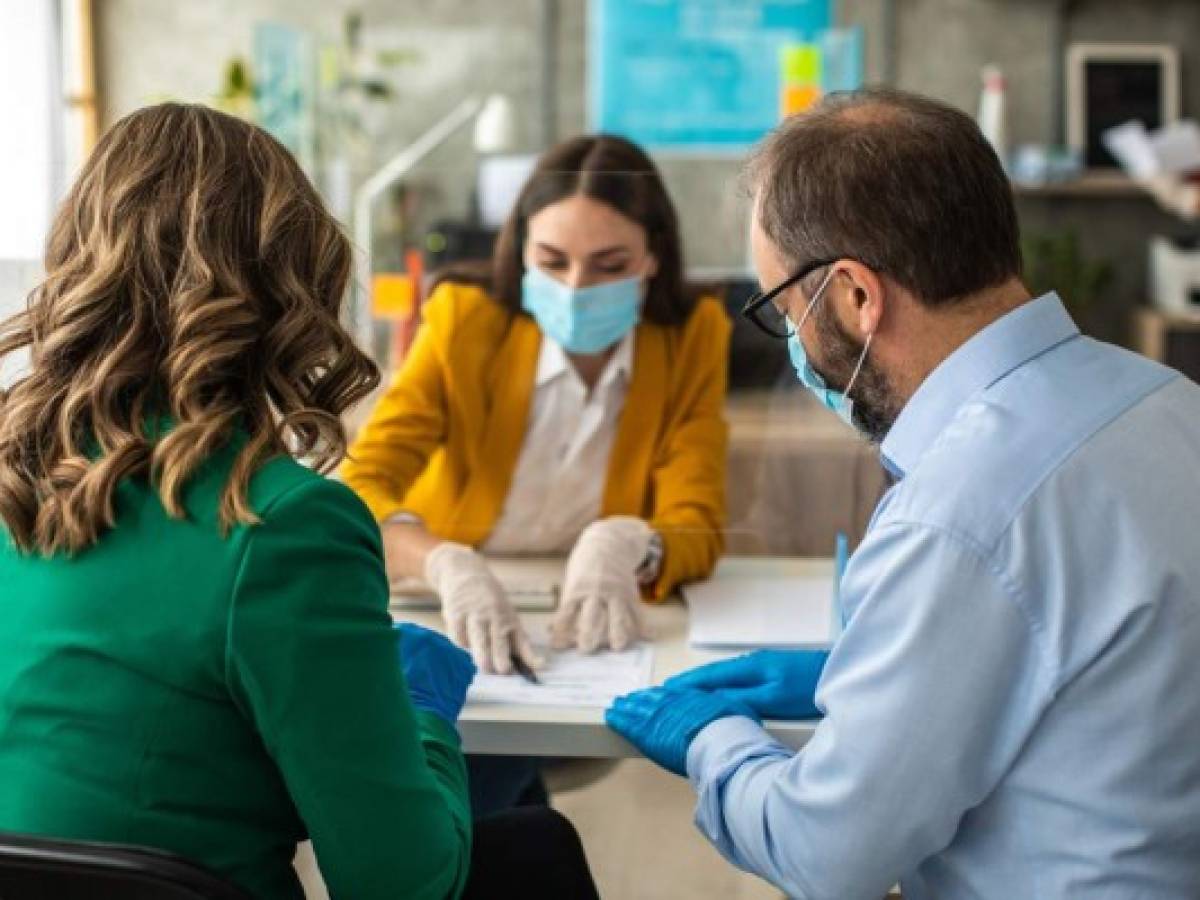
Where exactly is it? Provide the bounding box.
[0,832,252,900]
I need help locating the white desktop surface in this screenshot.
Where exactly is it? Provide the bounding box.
[394,556,829,757]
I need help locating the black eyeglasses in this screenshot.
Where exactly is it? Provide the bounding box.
[741,257,840,339]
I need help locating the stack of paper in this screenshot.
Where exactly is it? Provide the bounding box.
[391,558,561,611]
[1104,120,1200,179]
[683,576,836,650]
[467,639,654,708]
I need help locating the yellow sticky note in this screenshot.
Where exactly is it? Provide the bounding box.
[781,44,822,85]
[780,44,823,118]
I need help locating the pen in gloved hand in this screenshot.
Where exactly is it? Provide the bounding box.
[511,652,540,684]
[509,583,558,683]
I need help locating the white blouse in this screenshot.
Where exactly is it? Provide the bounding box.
[481,333,633,555]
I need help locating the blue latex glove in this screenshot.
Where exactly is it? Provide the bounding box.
[606,686,759,776]
[664,648,829,720]
[395,623,477,724]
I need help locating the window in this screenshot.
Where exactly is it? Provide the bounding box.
[0,1,59,262]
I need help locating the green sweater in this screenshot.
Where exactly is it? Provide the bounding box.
[0,442,471,899]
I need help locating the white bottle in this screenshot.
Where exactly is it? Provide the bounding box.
[978,64,1009,170]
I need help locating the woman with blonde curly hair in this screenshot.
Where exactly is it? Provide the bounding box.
[0,103,597,900]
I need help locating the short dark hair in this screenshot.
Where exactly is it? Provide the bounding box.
[747,88,1022,306]
[489,134,697,326]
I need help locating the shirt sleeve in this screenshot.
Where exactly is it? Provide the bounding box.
[226,475,471,900]
[686,523,1055,900]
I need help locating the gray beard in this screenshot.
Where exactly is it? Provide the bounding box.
[812,302,902,444]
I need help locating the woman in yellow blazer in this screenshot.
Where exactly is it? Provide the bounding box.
[342,135,729,679]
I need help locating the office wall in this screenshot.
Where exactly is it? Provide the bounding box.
[96,0,549,277]
[95,0,1200,343]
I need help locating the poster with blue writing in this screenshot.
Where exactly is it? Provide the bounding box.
[590,0,833,153]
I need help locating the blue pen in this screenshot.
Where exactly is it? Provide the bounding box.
[832,532,850,638]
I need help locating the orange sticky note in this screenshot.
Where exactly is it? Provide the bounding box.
[372,273,416,318]
[781,84,822,118]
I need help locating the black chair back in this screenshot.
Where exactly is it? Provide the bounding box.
[0,832,252,900]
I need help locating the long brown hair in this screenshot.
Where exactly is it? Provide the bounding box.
[487,134,696,326]
[0,103,379,555]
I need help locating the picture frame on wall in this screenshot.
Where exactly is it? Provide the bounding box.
[1066,43,1181,171]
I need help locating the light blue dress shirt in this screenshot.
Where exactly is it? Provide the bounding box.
[688,293,1200,899]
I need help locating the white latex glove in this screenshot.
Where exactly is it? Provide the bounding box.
[424,542,541,676]
[551,516,654,654]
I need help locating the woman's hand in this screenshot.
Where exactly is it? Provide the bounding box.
[552,517,654,653]
[424,543,541,676]
[394,623,477,724]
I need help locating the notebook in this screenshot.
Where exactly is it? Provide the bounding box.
[683,575,837,650]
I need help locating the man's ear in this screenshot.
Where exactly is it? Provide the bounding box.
[837,260,886,337]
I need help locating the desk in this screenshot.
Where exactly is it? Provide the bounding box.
[395,556,827,758]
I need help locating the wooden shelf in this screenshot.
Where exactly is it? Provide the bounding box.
[1135,306,1200,329]
[1012,172,1148,198]
[1133,306,1200,383]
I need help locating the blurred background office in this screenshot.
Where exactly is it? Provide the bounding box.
[6,1,1200,561]
[2,2,1199,896]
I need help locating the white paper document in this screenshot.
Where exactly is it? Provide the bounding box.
[684,576,836,650]
[1103,119,1200,179]
[467,639,654,708]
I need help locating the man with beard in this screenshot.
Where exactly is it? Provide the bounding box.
[607,88,1200,899]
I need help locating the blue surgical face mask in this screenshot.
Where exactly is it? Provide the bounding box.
[786,268,874,429]
[521,266,643,354]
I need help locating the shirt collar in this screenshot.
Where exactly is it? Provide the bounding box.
[880,292,1080,479]
[535,331,634,390]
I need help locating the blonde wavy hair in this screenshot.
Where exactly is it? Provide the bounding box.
[0,103,379,555]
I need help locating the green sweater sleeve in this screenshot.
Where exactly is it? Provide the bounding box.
[225,475,471,900]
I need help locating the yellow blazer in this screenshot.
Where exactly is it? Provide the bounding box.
[340,281,730,600]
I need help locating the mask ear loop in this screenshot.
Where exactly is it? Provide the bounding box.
[797,263,875,401]
[794,266,838,333]
[843,331,874,401]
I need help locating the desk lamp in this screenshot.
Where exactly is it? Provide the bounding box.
[352,94,516,354]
